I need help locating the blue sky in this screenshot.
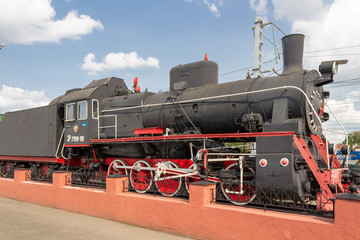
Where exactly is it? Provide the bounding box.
[0,0,289,102]
[0,0,359,143]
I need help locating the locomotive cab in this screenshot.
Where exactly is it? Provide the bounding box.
[64,98,98,146]
[49,77,129,157]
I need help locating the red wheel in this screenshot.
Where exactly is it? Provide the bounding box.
[155,162,182,197]
[220,163,256,205]
[130,160,153,193]
[107,159,128,176]
[185,163,201,194]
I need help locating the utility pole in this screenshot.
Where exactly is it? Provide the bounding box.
[252,17,264,78]
[252,17,286,78]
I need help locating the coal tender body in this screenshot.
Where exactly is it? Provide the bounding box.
[0,34,352,211]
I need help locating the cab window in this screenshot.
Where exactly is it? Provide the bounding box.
[65,103,75,121]
[78,101,87,120]
[92,99,99,119]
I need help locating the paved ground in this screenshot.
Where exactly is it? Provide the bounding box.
[0,196,191,240]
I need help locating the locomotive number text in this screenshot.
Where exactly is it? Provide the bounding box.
[66,135,85,142]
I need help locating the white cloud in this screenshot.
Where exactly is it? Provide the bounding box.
[0,85,50,113]
[203,0,220,17]
[267,0,360,70]
[251,0,360,142]
[185,0,223,17]
[249,0,268,16]
[324,91,360,143]
[290,0,360,65]
[0,0,103,45]
[82,51,160,75]
[272,0,327,22]
[273,0,360,142]
[203,0,223,17]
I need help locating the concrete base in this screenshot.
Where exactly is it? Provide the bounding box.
[0,169,359,240]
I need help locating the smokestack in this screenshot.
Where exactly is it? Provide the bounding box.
[281,34,304,75]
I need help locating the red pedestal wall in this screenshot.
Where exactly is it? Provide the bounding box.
[0,169,359,240]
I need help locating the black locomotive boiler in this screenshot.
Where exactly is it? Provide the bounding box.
[0,34,352,210]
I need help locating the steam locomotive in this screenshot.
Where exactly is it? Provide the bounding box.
[0,34,354,210]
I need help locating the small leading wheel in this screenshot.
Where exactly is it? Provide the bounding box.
[107,159,128,176]
[155,162,182,197]
[220,163,256,205]
[1,162,13,177]
[92,165,107,183]
[185,163,201,194]
[36,164,47,180]
[130,160,153,193]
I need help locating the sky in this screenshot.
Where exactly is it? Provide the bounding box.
[0,0,359,143]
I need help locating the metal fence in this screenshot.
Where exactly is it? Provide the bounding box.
[212,184,334,218]
[0,163,15,179]
[70,169,106,188]
[30,166,53,183]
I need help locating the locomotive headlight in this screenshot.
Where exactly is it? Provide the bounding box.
[319,60,348,76]
[319,61,337,76]
[316,60,348,87]
[332,62,338,75]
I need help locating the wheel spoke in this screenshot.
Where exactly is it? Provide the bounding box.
[130,160,153,193]
[220,163,256,205]
[155,162,182,197]
[185,163,200,194]
[107,159,128,176]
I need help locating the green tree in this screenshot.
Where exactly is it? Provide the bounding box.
[342,131,360,148]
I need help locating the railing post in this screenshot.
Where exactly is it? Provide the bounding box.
[189,181,216,206]
[53,171,71,187]
[106,174,128,195]
[14,169,31,182]
[335,193,360,230]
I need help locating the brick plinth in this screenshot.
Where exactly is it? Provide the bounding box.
[106,174,128,195]
[53,171,71,187]
[189,181,216,206]
[14,169,30,182]
[0,169,360,240]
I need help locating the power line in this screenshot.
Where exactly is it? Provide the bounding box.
[220,58,282,77]
[304,44,360,54]
[220,66,252,77]
[331,93,360,100]
[304,53,360,57]
[330,77,360,83]
[326,78,360,88]
[221,43,360,78]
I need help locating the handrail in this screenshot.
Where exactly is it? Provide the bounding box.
[98,115,117,139]
[99,85,350,169]
[324,102,349,167]
[55,128,65,159]
[100,85,333,168]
